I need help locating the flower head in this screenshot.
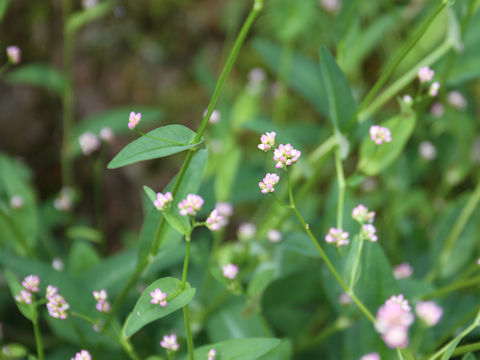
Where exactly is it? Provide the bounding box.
[82,0,98,9]
[46,289,70,319]
[206,209,225,231]
[46,285,58,299]
[178,194,204,216]
[128,112,142,130]
[259,173,280,194]
[238,222,256,241]
[325,228,349,247]
[370,126,392,145]
[15,290,32,304]
[402,95,413,105]
[273,144,301,168]
[54,187,74,211]
[352,204,375,224]
[267,229,282,243]
[375,294,414,349]
[93,289,111,313]
[153,192,173,211]
[215,202,233,217]
[52,258,64,271]
[71,350,92,360]
[419,141,437,161]
[79,132,101,156]
[150,288,167,307]
[360,353,380,360]
[22,275,40,292]
[361,224,377,242]
[320,0,340,14]
[208,348,217,360]
[222,263,238,280]
[10,195,24,209]
[429,82,440,97]
[99,127,114,143]
[447,90,467,110]
[6,46,21,64]
[415,301,443,326]
[393,263,413,280]
[160,334,179,351]
[418,66,434,83]
[258,131,276,151]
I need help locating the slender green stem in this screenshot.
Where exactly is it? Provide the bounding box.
[181,235,191,290]
[426,180,480,282]
[348,236,364,292]
[273,41,293,125]
[32,320,44,360]
[286,170,294,207]
[183,305,195,360]
[396,348,404,360]
[334,146,345,229]
[421,275,480,300]
[350,0,448,127]
[451,341,480,357]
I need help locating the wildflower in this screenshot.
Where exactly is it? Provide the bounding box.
[82,0,98,9]
[415,301,443,326]
[128,112,142,130]
[153,192,173,211]
[71,350,92,360]
[204,109,221,124]
[215,202,233,218]
[429,82,440,97]
[93,289,111,313]
[52,258,64,271]
[417,66,434,83]
[257,131,276,151]
[178,194,204,216]
[375,294,414,349]
[160,334,179,351]
[447,90,467,110]
[360,353,380,360]
[267,229,282,243]
[150,288,167,307]
[79,132,101,156]
[208,348,217,360]
[222,263,239,280]
[15,290,32,304]
[477,258,480,266]
[206,209,225,231]
[320,0,340,14]
[99,127,114,143]
[6,46,21,64]
[393,263,413,280]
[46,287,69,319]
[238,222,256,241]
[248,68,266,84]
[352,204,375,224]
[259,173,280,194]
[54,187,73,211]
[361,224,377,242]
[325,228,349,247]
[22,275,40,292]
[419,141,437,161]
[402,95,412,105]
[9,195,24,209]
[369,126,392,145]
[430,102,444,118]
[339,292,352,305]
[273,144,301,168]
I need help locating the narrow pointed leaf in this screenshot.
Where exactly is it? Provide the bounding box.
[5,63,66,96]
[187,338,281,360]
[5,270,35,321]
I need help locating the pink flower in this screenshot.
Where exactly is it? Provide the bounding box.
[339,292,352,305]
[375,294,414,348]
[160,334,179,351]
[258,131,276,151]
[415,301,443,326]
[418,66,434,83]
[259,173,280,194]
[22,275,40,293]
[206,209,225,231]
[393,263,413,280]
[6,46,21,64]
[447,91,467,110]
[153,192,173,211]
[430,102,444,118]
[267,229,282,243]
[429,82,440,97]
[325,228,349,247]
[360,353,380,360]
[93,289,111,313]
[369,126,392,145]
[320,0,340,13]
[128,112,142,130]
[15,290,32,304]
[9,195,24,209]
[71,350,92,360]
[222,263,238,280]
[178,194,204,216]
[150,288,167,307]
[273,144,301,168]
[361,224,377,242]
[208,348,217,360]
[215,202,233,218]
[352,204,375,224]
[46,288,70,319]
[99,127,114,143]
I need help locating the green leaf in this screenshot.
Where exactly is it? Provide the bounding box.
[5,63,66,95]
[124,277,196,337]
[187,338,281,360]
[462,353,476,360]
[319,46,357,131]
[162,211,191,236]
[441,337,464,360]
[4,270,35,321]
[214,141,242,201]
[358,112,416,176]
[66,225,102,243]
[1,343,28,358]
[68,241,100,276]
[0,0,10,22]
[66,2,112,35]
[107,125,201,169]
[143,186,157,202]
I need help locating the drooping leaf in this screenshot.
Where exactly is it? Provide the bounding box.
[124,277,196,337]
[187,338,281,360]
[358,112,416,176]
[5,63,66,95]
[107,125,201,169]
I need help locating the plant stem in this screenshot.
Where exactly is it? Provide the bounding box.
[286,169,294,207]
[181,235,191,290]
[32,319,44,360]
[421,275,480,300]
[348,236,364,292]
[183,305,195,360]
[62,0,74,188]
[451,341,480,357]
[334,145,345,229]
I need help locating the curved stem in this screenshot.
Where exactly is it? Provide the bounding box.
[32,319,44,360]
[181,235,191,290]
[334,146,345,229]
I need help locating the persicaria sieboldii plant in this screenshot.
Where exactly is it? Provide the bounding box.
[2,1,479,359]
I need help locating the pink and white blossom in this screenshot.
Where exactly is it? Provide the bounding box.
[153,192,173,211]
[415,301,443,326]
[128,112,142,130]
[160,334,179,351]
[150,288,167,307]
[325,228,349,247]
[178,194,204,216]
[273,144,301,168]
[259,173,280,194]
[258,131,276,151]
[370,126,392,145]
[222,263,239,280]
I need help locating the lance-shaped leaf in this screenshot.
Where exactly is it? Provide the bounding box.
[5,63,66,96]
[186,338,281,360]
[108,125,201,169]
[124,277,196,337]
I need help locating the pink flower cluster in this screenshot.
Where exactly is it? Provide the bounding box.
[415,301,443,326]
[178,194,204,216]
[46,285,70,319]
[375,294,414,348]
[206,209,224,231]
[273,143,301,168]
[361,224,377,242]
[71,350,91,360]
[259,173,280,194]
[257,131,276,151]
[393,262,413,279]
[325,228,349,247]
[93,289,111,313]
[160,334,179,351]
[153,191,173,210]
[128,112,142,130]
[369,126,392,145]
[15,275,40,304]
[150,288,167,307]
[222,263,239,280]
[208,348,216,360]
[418,66,434,83]
[352,204,375,224]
